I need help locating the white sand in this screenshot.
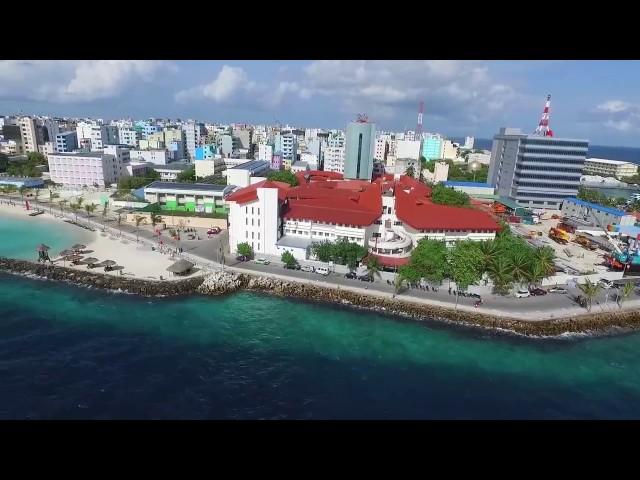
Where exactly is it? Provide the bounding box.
[1,200,203,281]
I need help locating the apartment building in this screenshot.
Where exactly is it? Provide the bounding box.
[583,158,638,179]
[48,152,125,188]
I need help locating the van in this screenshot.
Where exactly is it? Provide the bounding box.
[315,267,329,276]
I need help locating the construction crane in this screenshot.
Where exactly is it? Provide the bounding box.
[585,206,624,255]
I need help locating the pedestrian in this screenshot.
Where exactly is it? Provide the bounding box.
[448,287,452,295]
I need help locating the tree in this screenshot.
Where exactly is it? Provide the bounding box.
[48,189,59,215]
[0,153,8,173]
[405,165,415,178]
[430,184,470,206]
[508,250,532,287]
[448,241,483,308]
[237,242,253,258]
[18,186,27,204]
[69,202,81,222]
[310,240,334,262]
[577,278,601,312]
[533,246,555,277]
[619,282,635,309]
[3,184,17,197]
[399,238,449,285]
[177,167,196,183]
[84,203,96,219]
[27,152,47,165]
[59,199,68,215]
[488,257,513,295]
[134,215,146,242]
[200,175,227,185]
[281,251,298,267]
[117,170,160,190]
[267,169,299,186]
[366,256,382,280]
[150,212,162,227]
[309,238,367,268]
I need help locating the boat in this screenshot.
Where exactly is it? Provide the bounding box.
[28,210,44,216]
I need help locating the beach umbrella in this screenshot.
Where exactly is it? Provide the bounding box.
[166,259,194,275]
[71,244,86,251]
[101,260,116,267]
[37,244,51,252]
[58,249,74,257]
[83,257,99,264]
[65,254,83,261]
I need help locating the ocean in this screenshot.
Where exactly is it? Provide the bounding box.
[3,214,640,419]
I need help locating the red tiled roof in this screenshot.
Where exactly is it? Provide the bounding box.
[225,179,291,205]
[394,187,499,231]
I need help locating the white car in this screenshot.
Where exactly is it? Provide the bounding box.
[315,266,330,276]
[548,287,568,294]
[599,279,614,289]
[515,289,530,298]
[254,258,270,265]
[300,265,315,273]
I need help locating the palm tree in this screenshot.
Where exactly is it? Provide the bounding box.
[76,196,84,208]
[508,250,531,287]
[33,189,40,210]
[393,273,404,295]
[84,203,96,219]
[18,186,27,204]
[366,256,382,281]
[117,212,123,237]
[619,282,635,309]
[48,189,59,215]
[150,211,162,228]
[577,278,601,312]
[478,240,499,273]
[488,257,513,295]
[528,261,546,289]
[101,202,109,229]
[533,246,556,277]
[134,215,146,242]
[59,199,68,216]
[69,202,80,222]
[4,184,17,198]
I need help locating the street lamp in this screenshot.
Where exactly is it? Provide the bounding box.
[470,161,480,182]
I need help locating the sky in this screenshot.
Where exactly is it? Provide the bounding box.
[2,60,640,147]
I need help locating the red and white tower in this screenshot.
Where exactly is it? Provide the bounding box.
[533,94,554,137]
[416,101,424,138]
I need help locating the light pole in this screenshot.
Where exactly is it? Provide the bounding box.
[470,161,480,182]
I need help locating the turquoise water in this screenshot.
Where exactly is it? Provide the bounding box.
[2,213,640,418]
[0,213,93,261]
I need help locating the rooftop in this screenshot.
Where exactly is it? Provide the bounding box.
[442,181,494,188]
[563,197,627,217]
[152,163,192,171]
[586,158,635,166]
[49,152,106,158]
[145,181,228,192]
[230,160,270,171]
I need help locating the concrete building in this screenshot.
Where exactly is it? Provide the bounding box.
[76,122,118,151]
[194,145,217,160]
[118,127,140,147]
[129,149,170,165]
[153,163,192,182]
[583,158,638,179]
[258,143,273,162]
[19,117,42,154]
[55,131,78,153]
[300,152,319,170]
[0,176,44,189]
[561,197,636,227]
[442,181,495,197]
[226,160,270,188]
[423,161,450,184]
[194,157,225,179]
[167,140,185,162]
[183,122,206,160]
[441,140,458,160]
[422,134,443,160]
[344,121,376,180]
[488,127,589,209]
[103,145,131,165]
[374,138,388,162]
[467,152,491,166]
[271,152,283,171]
[274,133,297,169]
[395,140,421,160]
[324,146,345,174]
[219,134,234,157]
[393,158,420,178]
[464,136,475,150]
[48,152,125,188]
[144,182,234,214]
[139,139,164,150]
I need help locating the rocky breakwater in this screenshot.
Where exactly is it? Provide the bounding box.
[0,257,204,297]
[196,270,245,295]
[237,274,640,337]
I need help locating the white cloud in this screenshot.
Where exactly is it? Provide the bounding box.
[0,60,173,103]
[298,60,522,124]
[590,99,640,132]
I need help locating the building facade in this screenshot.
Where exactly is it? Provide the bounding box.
[48,152,124,188]
[274,133,297,169]
[583,158,638,179]
[55,131,78,153]
[395,140,421,160]
[488,127,589,209]
[144,182,233,214]
[344,121,376,180]
[324,146,345,174]
[561,197,636,227]
[19,117,42,154]
[422,134,443,160]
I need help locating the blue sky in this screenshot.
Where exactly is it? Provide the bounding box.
[2,60,640,146]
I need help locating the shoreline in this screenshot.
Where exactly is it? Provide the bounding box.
[3,257,640,338]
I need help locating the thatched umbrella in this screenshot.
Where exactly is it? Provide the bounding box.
[166,259,194,276]
[71,243,86,252]
[102,260,116,267]
[59,249,74,257]
[37,244,51,252]
[82,257,99,264]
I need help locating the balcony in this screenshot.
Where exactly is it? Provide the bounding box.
[368,229,412,258]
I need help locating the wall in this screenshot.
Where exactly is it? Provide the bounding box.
[126,212,227,229]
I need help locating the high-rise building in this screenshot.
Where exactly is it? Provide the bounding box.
[76,121,118,151]
[374,138,388,162]
[55,131,78,153]
[464,136,475,150]
[395,140,421,160]
[48,151,125,188]
[19,117,42,153]
[421,134,443,160]
[118,127,140,147]
[182,122,206,160]
[324,147,345,174]
[274,133,297,170]
[258,143,273,162]
[344,120,376,180]
[488,127,589,209]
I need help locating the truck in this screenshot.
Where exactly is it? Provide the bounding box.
[549,227,570,244]
[573,235,597,251]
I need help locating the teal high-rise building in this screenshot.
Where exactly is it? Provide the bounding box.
[422,134,443,160]
[344,120,376,180]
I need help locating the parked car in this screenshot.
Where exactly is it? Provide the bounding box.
[344,271,357,279]
[315,266,330,276]
[358,274,373,282]
[599,278,614,289]
[235,255,248,262]
[254,258,270,265]
[300,265,315,273]
[515,289,530,298]
[284,263,300,270]
[207,227,221,235]
[529,287,547,296]
[548,287,568,294]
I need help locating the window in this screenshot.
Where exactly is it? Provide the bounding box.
[252,219,254,226]
[394,221,403,226]
[252,207,254,214]
[245,231,248,239]
[258,219,260,227]
[258,243,260,251]
[252,232,254,239]
[258,208,260,215]
[258,232,260,239]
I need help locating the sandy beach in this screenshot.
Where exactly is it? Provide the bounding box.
[0,200,203,281]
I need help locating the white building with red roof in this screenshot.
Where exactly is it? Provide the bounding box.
[225,170,500,265]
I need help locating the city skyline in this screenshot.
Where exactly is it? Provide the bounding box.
[2,60,640,147]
